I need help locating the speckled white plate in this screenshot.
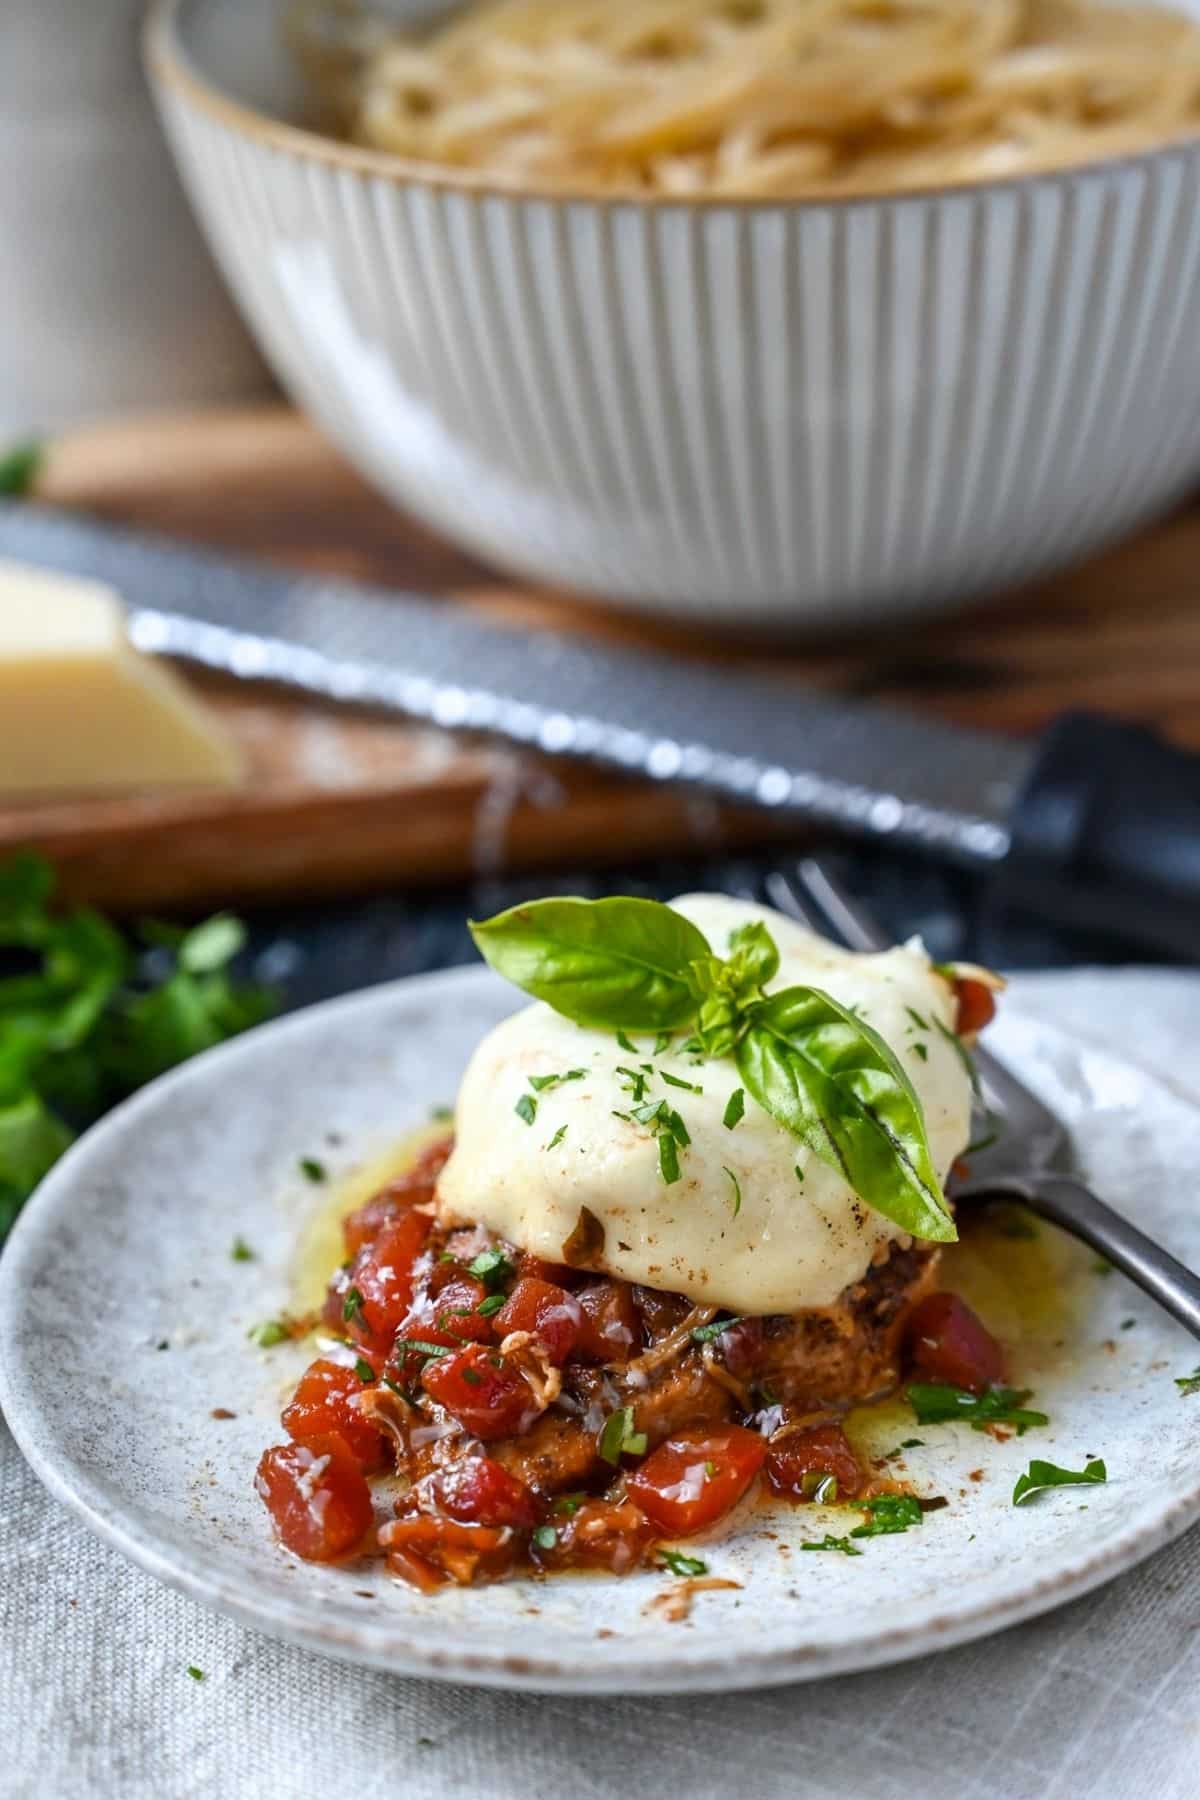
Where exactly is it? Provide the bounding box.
[2,966,1199,1693]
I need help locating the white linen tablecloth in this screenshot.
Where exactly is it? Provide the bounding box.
[3,969,1199,1800]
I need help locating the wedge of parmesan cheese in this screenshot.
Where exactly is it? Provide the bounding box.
[0,560,241,796]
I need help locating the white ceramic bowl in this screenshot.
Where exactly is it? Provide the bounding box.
[148,0,1200,627]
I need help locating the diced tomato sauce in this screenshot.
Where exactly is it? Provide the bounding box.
[905,1291,1004,1392]
[421,1344,541,1439]
[423,1457,539,1529]
[341,1136,451,1257]
[534,1499,653,1574]
[574,1279,640,1362]
[380,1514,516,1589]
[493,1277,583,1364]
[518,1251,579,1288]
[953,977,996,1037]
[628,1424,766,1536]
[282,1357,388,1472]
[255,1433,373,1561]
[764,1423,862,1501]
[341,1208,432,1353]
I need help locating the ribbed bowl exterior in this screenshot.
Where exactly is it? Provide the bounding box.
[154,66,1200,625]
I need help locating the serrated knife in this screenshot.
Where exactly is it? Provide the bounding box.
[4,500,1199,957]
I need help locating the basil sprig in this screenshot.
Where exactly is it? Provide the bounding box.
[1012,1457,1107,1505]
[471,894,955,1244]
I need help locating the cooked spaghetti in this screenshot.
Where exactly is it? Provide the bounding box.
[289,0,1200,196]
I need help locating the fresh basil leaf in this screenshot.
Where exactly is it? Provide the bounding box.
[1012,1458,1106,1505]
[468,1248,515,1290]
[470,897,710,1030]
[726,920,779,991]
[514,1093,537,1126]
[659,1132,681,1185]
[1175,1367,1200,1397]
[736,987,954,1243]
[906,1382,1048,1434]
[722,1087,745,1130]
[598,1405,647,1464]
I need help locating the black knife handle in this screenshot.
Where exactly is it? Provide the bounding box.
[1004,711,1200,959]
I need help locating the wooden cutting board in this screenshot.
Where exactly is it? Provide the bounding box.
[7,404,1199,911]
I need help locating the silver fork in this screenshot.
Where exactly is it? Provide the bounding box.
[759,856,1200,1341]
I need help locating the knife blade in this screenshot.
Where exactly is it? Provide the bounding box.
[4,501,1200,957]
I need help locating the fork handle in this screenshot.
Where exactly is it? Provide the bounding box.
[1026,1173,1200,1341]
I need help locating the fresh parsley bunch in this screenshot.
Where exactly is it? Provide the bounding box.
[471,895,956,1243]
[0,852,275,1240]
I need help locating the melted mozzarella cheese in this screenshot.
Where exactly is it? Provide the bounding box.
[436,894,972,1313]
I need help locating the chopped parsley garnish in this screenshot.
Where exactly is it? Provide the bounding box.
[299,1156,327,1184]
[342,1286,367,1328]
[1121,1318,1137,1331]
[554,1495,582,1515]
[794,1164,804,1182]
[528,1069,586,1092]
[801,1535,862,1556]
[653,1031,673,1056]
[723,1087,745,1130]
[186,1665,205,1682]
[230,1236,254,1262]
[723,1166,742,1217]
[883,1438,925,1458]
[658,1550,708,1578]
[632,1098,669,1127]
[598,1405,647,1465]
[543,1124,568,1151]
[615,1065,649,1103]
[354,1357,375,1383]
[247,1318,291,1348]
[514,1092,537,1126]
[905,1007,930,1033]
[906,1382,1048,1435]
[1012,1457,1107,1505]
[429,1104,454,1122]
[850,1494,923,1538]
[691,1315,743,1344]
[660,1071,702,1094]
[468,1249,515,1291]
[911,1043,928,1062]
[532,1525,558,1550]
[1174,1367,1200,1397]
[616,1031,638,1054]
[659,1132,681,1185]
[476,1294,506,1318]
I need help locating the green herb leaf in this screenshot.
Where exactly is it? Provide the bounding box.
[528,1068,586,1092]
[691,1315,743,1344]
[0,441,43,496]
[230,1236,254,1262]
[723,1165,742,1217]
[616,1030,638,1053]
[737,986,955,1244]
[185,1665,205,1682]
[725,920,780,991]
[932,1016,982,1099]
[477,1294,506,1318]
[660,1070,702,1094]
[658,1550,708,1577]
[178,913,246,975]
[598,1405,647,1464]
[299,1156,327,1184]
[723,1087,745,1130]
[354,1357,375,1382]
[1012,1458,1107,1505]
[514,1093,537,1127]
[532,1525,558,1550]
[906,1382,1049,1435]
[1175,1367,1200,1397]
[391,1338,452,1361]
[659,1131,681,1185]
[468,1248,516,1291]
[850,1494,924,1538]
[469,896,711,1031]
[801,1535,862,1556]
[247,1318,291,1348]
[342,1287,367,1328]
[544,1124,568,1151]
[653,1031,673,1056]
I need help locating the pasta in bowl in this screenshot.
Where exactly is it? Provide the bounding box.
[148,0,1200,624]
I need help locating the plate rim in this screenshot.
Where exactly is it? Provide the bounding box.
[3,965,1200,1695]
